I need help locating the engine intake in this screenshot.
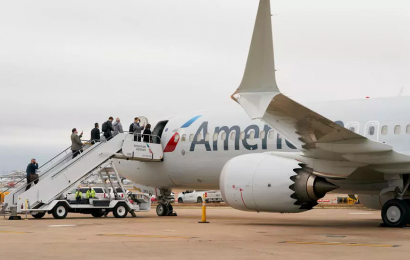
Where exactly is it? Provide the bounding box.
[220,153,337,213]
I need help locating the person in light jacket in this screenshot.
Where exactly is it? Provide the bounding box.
[131,117,145,142]
[71,128,83,159]
[113,118,124,136]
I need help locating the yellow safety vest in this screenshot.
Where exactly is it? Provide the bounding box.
[75,191,82,198]
[86,189,96,198]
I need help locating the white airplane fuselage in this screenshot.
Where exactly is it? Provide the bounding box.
[115,96,410,192]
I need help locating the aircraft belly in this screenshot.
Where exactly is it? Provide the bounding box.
[112,159,174,188]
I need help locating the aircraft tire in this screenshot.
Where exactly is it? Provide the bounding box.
[156,203,169,216]
[382,199,410,227]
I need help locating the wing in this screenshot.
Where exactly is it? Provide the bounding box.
[232,0,410,178]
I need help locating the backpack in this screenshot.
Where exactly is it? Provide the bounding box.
[129,123,134,133]
[102,121,108,132]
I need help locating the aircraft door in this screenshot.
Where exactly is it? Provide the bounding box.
[137,116,149,127]
[152,120,169,144]
[364,121,380,142]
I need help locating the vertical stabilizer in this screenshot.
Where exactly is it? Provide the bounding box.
[232,0,279,119]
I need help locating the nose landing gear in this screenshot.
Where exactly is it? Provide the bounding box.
[156,188,177,217]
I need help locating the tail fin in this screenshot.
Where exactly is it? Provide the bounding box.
[232,0,280,119]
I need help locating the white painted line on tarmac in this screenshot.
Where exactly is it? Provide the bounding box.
[48,225,77,227]
[348,213,373,215]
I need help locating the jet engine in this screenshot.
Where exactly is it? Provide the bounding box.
[220,153,338,213]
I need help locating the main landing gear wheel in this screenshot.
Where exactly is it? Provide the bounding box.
[381,199,410,227]
[113,203,128,218]
[156,203,169,216]
[52,203,68,219]
[31,212,46,219]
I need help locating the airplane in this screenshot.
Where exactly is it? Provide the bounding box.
[114,0,410,227]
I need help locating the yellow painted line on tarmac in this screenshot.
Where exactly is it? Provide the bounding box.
[280,241,399,248]
[0,231,29,234]
[100,234,192,239]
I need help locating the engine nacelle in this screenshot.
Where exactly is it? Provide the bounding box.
[220,154,338,213]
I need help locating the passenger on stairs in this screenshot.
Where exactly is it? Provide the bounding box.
[131,117,145,142]
[113,118,124,136]
[90,123,100,144]
[102,117,114,140]
[142,124,152,143]
[25,158,39,191]
[71,128,83,159]
[75,188,83,204]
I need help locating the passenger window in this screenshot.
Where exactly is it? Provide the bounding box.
[240,132,245,140]
[196,133,202,141]
[381,126,388,135]
[260,131,266,139]
[407,125,410,134]
[249,131,255,140]
[213,133,218,141]
[189,134,194,142]
[94,188,104,193]
[181,134,186,142]
[174,133,180,142]
[205,133,210,141]
[268,130,275,139]
[349,127,355,132]
[230,132,236,140]
[368,126,375,136]
[80,188,88,193]
[394,125,401,135]
[221,133,226,141]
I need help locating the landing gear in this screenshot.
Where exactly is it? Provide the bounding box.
[381,199,410,227]
[156,188,177,217]
[381,176,410,227]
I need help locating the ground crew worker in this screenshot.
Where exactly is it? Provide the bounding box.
[86,187,96,199]
[75,188,83,204]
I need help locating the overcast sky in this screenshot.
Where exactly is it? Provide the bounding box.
[1,0,410,173]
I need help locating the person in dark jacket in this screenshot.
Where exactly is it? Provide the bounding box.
[102,117,114,140]
[90,123,100,144]
[25,158,39,191]
[142,124,152,143]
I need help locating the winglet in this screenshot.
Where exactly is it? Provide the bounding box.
[232,0,280,119]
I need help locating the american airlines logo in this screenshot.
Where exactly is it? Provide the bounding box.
[189,122,297,152]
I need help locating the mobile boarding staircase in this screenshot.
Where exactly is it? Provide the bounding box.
[0,133,163,219]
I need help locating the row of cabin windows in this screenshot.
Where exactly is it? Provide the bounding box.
[350,125,410,136]
[380,125,410,135]
[179,130,277,142]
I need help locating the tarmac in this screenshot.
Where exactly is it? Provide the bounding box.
[1,207,409,260]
